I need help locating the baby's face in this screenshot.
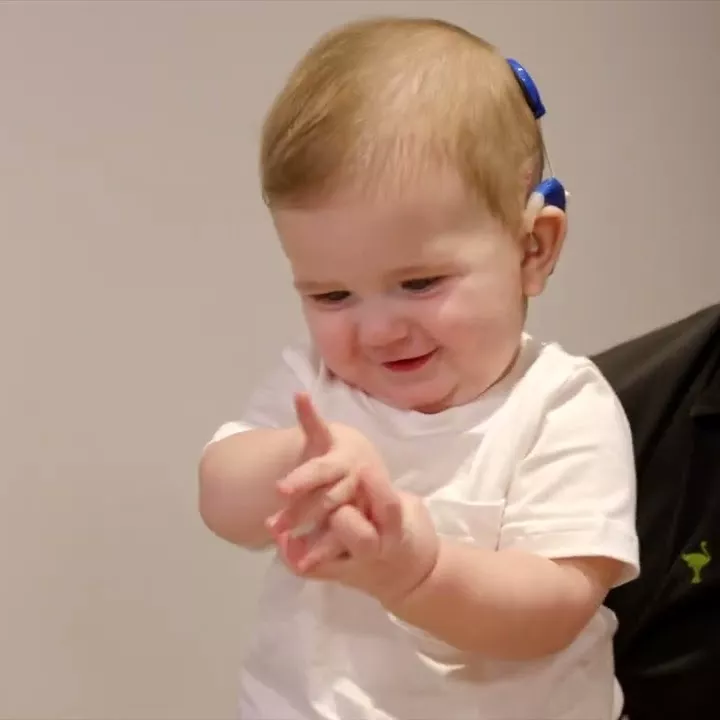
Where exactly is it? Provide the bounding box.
[274,174,529,413]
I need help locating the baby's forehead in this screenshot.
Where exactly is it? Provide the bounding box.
[281,170,487,229]
[277,206,478,260]
[277,193,503,282]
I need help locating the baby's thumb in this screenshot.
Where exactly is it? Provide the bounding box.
[363,474,403,539]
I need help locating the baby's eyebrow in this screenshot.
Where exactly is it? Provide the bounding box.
[387,262,455,279]
[292,262,456,293]
[293,279,339,293]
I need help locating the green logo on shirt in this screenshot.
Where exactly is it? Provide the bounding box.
[681,541,711,584]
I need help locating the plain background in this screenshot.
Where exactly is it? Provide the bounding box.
[1,0,719,718]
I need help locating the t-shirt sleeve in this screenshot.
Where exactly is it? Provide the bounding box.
[498,363,640,588]
[208,345,317,444]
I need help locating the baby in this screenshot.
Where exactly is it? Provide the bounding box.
[200,16,639,720]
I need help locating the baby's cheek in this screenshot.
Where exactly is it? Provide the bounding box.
[435,290,522,364]
[432,288,492,334]
[305,312,353,364]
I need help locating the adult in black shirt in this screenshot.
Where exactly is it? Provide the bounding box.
[593,304,720,719]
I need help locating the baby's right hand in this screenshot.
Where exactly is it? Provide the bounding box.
[266,393,385,541]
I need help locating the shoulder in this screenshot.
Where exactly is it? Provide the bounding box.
[266,339,323,384]
[505,338,636,510]
[499,338,639,584]
[516,336,629,430]
[208,340,325,442]
[486,336,635,491]
[247,339,324,411]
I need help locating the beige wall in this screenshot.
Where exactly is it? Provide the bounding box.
[1,1,718,718]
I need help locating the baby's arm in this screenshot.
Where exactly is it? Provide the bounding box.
[198,348,320,550]
[383,364,639,660]
[199,426,307,549]
[384,533,621,660]
[201,390,373,550]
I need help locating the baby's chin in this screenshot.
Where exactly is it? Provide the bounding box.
[368,381,461,414]
[322,361,479,413]
[393,373,506,413]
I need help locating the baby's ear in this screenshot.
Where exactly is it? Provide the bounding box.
[521,206,567,297]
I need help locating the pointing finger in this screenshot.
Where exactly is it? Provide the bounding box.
[294,393,333,457]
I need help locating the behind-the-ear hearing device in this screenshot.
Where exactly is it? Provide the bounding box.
[506,58,568,225]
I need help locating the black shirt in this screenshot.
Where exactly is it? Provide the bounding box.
[593,304,720,719]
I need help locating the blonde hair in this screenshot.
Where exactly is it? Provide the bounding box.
[260,16,545,233]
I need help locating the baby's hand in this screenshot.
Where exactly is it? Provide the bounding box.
[274,474,439,606]
[266,393,385,540]
[266,395,439,603]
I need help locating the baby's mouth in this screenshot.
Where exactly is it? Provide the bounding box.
[382,350,436,372]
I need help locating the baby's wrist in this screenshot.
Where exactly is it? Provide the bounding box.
[379,493,440,607]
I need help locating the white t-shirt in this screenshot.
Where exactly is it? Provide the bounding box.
[210,335,640,720]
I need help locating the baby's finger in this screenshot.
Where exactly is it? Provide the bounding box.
[270,472,359,534]
[296,530,348,573]
[266,489,321,535]
[294,393,333,457]
[329,504,380,559]
[274,529,313,574]
[274,522,348,577]
[278,453,346,495]
[361,472,403,539]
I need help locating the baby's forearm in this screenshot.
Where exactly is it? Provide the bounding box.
[383,540,616,661]
[198,428,305,549]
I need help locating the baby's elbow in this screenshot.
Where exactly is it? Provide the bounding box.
[503,619,589,661]
[508,595,604,661]
[197,449,225,528]
[198,486,271,550]
[537,621,588,658]
[541,556,621,650]
[197,451,271,550]
[497,628,579,662]
[197,461,231,540]
[538,597,606,658]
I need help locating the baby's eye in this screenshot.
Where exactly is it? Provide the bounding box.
[310,290,351,305]
[401,277,444,293]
